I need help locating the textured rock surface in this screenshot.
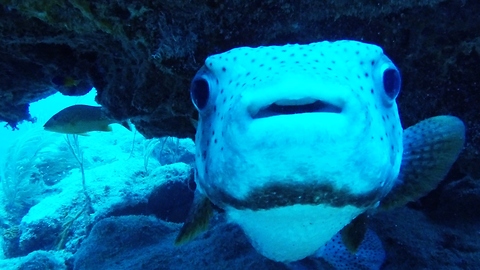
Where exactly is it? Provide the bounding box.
[73,215,287,270]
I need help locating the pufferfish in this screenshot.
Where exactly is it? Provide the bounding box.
[176,40,465,263]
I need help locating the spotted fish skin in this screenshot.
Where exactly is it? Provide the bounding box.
[190,40,403,262]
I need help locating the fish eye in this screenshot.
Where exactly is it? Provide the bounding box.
[382,67,401,99]
[190,77,210,111]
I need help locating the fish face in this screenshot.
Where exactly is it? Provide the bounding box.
[191,40,403,262]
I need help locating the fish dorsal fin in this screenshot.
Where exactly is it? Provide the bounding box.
[340,213,368,253]
[379,115,465,210]
[175,191,214,245]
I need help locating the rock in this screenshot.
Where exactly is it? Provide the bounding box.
[74,215,286,270]
[0,250,71,270]
[15,129,194,257]
[433,176,480,223]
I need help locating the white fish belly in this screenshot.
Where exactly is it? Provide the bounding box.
[227,204,363,262]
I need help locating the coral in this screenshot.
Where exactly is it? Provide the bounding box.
[0,128,55,218]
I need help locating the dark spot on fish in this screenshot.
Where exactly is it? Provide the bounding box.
[211,181,383,210]
[246,72,250,76]
[223,98,226,104]
[371,61,375,66]
[370,88,374,94]
[290,53,295,57]
[202,150,207,160]
[233,57,237,61]
[251,59,255,63]
[214,139,217,144]
[365,73,369,77]
[355,51,359,55]
[272,57,278,60]
[331,60,336,64]
[221,89,224,94]
[222,67,226,72]
[360,61,364,65]
[209,63,213,67]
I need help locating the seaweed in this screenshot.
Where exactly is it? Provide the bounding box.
[0,127,55,217]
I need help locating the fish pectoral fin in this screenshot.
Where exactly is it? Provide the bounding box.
[340,213,368,254]
[380,115,465,210]
[175,191,214,245]
[77,133,90,136]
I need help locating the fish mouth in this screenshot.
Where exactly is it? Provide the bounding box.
[251,98,342,119]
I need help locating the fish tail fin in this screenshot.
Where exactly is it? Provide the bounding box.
[100,125,113,132]
[120,120,132,131]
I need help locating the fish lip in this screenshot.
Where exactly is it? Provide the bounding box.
[249,97,343,119]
